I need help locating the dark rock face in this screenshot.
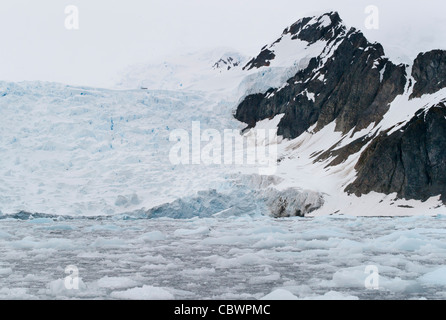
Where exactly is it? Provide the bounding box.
[234,11,446,203]
[286,11,346,44]
[236,17,407,139]
[411,50,446,99]
[314,132,376,168]
[213,56,241,71]
[235,93,269,128]
[243,49,276,71]
[346,103,446,202]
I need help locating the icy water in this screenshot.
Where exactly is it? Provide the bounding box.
[1,215,446,300]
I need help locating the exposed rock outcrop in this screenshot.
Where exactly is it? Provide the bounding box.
[411,50,446,99]
[235,11,446,204]
[346,103,446,202]
[236,13,407,140]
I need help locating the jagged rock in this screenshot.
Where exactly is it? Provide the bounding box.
[213,55,242,71]
[235,13,407,139]
[411,50,446,99]
[314,132,376,167]
[285,11,345,44]
[235,11,446,204]
[346,103,446,202]
[243,12,346,71]
[263,188,324,217]
[243,49,276,71]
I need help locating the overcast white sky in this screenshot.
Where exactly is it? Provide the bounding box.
[0,0,444,87]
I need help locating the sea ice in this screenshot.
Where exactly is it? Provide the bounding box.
[110,285,174,300]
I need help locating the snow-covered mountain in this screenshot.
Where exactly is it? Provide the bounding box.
[1,11,446,218]
[235,11,446,216]
[4,9,446,302]
[212,52,244,71]
[116,48,248,91]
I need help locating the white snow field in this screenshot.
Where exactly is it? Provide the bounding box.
[1,215,446,300]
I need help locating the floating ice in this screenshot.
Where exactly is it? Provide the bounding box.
[47,278,87,297]
[260,289,298,300]
[27,218,55,224]
[0,210,445,299]
[97,277,139,290]
[110,285,174,300]
[0,268,13,275]
[419,267,446,286]
[0,230,12,239]
[303,291,359,300]
[141,231,167,241]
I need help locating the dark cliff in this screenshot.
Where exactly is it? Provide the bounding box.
[234,11,446,203]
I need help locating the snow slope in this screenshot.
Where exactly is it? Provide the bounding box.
[116,48,249,93]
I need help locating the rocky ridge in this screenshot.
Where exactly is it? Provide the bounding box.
[235,11,446,204]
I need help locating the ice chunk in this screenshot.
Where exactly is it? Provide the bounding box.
[90,238,127,248]
[180,267,216,277]
[110,285,174,300]
[252,237,287,249]
[260,289,298,300]
[47,278,87,297]
[85,224,122,232]
[0,267,13,275]
[213,253,272,269]
[249,272,281,284]
[330,267,369,288]
[174,226,210,237]
[11,237,75,250]
[299,227,349,240]
[0,287,35,300]
[141,231,167,241]
[0,230,12,239]
[304,291,359,300]
[97,276,139,289]
[27,218,54,224]
[419,267,446,286]
[40,225,76,231]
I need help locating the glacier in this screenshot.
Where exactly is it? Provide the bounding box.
[0,80,248,217]
[0,74,325,219]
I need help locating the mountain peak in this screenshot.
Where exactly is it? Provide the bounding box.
[236,11,446,208]
[243,12,347,71]
[212,52,245,72]
[283,11,345,43]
